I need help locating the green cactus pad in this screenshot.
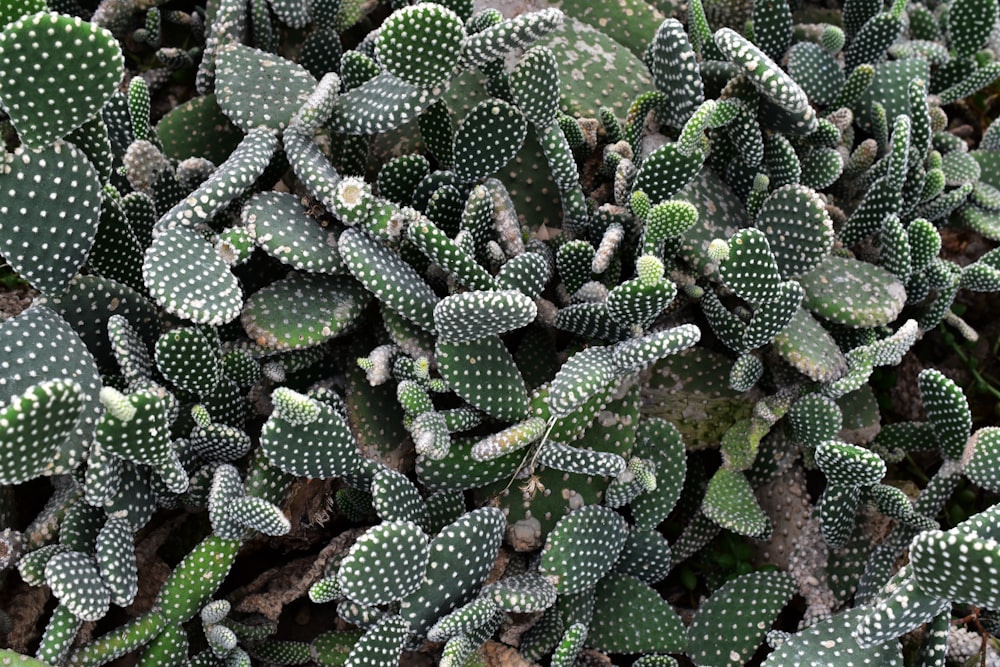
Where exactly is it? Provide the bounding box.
[612,527,672,584]
[540,504,628,595]
[644,19,703,128]
[798,255,905,327]
[95,516,138,607]
[948,0,998,57]
[156,94,243,165]
[416,434,522,492]
[215,43,316,132]
[496,252,551,298]
[965,427,1000,492]
[815,441,885,487]
[509,47,560,128]
[470,417,547,462]
[719,228,784,306]
[486,571,558,613]
[142,225,240,325]
[0,379,83,485]
[855,59,928,133]
[612,325,702,376]
[434,290,536,345]
[330,72,440,135]
[244,191,345,274]
[407,217,497,291]
[0,12,123,148]
[461,8,563,69]
[342,614,409,667]
[687,570,795,666]
[917,369,971,460]
[339,520,429,606]
[632,143,705,206]
[427,596,500,642]
[436,335,528,421]
[754,185,833,279]
[241,272,369,351]
[853,566,949,648]
[399,506,504,636]
[45,550,111,621]
[588,573,687,654]
[376,3,464,88]
[703,467,770,539]
[535,441,626,477]
[339,227,438,332]
[371,468,429,527]
[548,345,616,418]
[261,388,361,477]
[0,140,101,297]
[771,307,847,382]
[605,278,676,330]
[788,393,842,447]
[452,99,527,183]
[764,608,903,665]
[910,528,1000,608]
[155,327,221,397]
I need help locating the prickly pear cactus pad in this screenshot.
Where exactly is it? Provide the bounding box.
[0,12,123,148]
[0,141,101,297]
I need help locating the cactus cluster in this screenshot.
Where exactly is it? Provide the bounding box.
[2,0,1000,664]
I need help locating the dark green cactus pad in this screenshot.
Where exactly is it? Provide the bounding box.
[60,500,104,552]
[340,227,438,332]
[0,0,45,27]
[910,529,1000,608]
[787,43,846,109]
[496,252,551,298]
[714,28,814,131]
[0,306,101,482]
[156,94,242,165]
[215,43,316,132]
[767,609,901,665]
[788,393,842,447]
[612,324,701,376]
[630,418,685,531]
[965,427,1000,492]
[606,278,676,331]
[45,550,111,621]
[453,99,527,183]
[330,72,439,135]
[376,3,464,88]
[948,0,998,57]
[427,596,500,642]
[554,303,629,342]
[815,441,885,487]
[155,327,221,397]
[95,516,138,607]
[742,281,802,350]
[612,527,672,584]
[418,100,456,170]
[509,47,559,128]
[241,272,369,351]
[917,368,971,460]
[435,290,536,344]
[245,191,345,274]
[378,154,430,206]
[687,570,795,666]
[633,143,705,206]
[371,468,429,527]
[644,19,704,128]
[719,228,784,306]
[143,224,243,326]
[703,467,770,539]
[399,506,504,636]
[548,346,616,418]
[556,240,595,296]
[0,378,84,486]
[342,615,409,666]
[0,140,101,297]
[798,255,905,327]
[208,464,247,539]
[588,573,687,654]
[755,185,833,279]
[416,434,521,492]
[0,12,123,148]
[752,0,791,61]
[486,571,558,613]
[89,194,144,294]
[855,59,928,132]
[260,387,362,478]
[339,520,429,605]
[407,218,497,291]
[436,335,528,421]
[854,566,949,649]
[540,505,628,595]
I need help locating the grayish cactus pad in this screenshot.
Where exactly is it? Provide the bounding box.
[762,607,902,665]
[215,43,317,132]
